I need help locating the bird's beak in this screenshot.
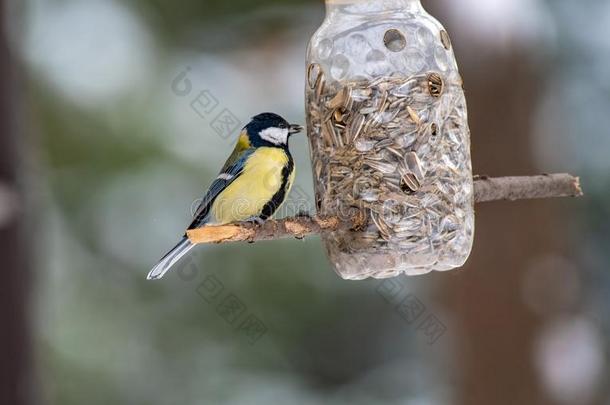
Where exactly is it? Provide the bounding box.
[289,124,304,135]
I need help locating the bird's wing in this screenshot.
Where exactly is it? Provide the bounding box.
[188,147,255,230]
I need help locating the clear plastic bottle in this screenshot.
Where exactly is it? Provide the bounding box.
[305,0,475,280]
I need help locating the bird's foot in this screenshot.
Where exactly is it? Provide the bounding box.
[245,216,265,226]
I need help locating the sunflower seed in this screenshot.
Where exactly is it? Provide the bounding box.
[427,72,444,97]
[405,152,424,182]
[440,30,452,50]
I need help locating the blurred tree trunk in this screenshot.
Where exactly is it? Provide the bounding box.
[446,54,555,405]
[427,3,559,405]
[0,1,31,404]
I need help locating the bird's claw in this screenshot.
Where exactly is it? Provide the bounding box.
[245,216,265,226]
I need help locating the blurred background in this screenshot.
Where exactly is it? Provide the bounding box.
[1,0,609,404]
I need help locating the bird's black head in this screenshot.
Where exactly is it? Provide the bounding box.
[244,112,303,148]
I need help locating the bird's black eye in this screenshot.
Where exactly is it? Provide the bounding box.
[278,123,287,129]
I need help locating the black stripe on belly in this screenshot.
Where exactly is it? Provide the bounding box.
[259,157,294,221]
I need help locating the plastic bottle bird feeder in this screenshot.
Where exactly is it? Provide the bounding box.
[305,0,475,280]
[184,1,582,280]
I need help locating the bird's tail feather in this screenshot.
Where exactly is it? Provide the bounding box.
[147,237,194,280]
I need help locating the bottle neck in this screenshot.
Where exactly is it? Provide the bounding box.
[325,0,423,16]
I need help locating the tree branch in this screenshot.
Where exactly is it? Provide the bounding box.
[187,173,582,245]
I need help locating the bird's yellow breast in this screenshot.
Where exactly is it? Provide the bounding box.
[210,147,293,224]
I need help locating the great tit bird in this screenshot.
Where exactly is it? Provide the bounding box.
[147,112,303,280]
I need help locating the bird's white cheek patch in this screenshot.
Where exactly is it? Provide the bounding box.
[260,127,289,145]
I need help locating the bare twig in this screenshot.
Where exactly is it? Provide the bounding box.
[473,173,581,202]
[187,173,582,245]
